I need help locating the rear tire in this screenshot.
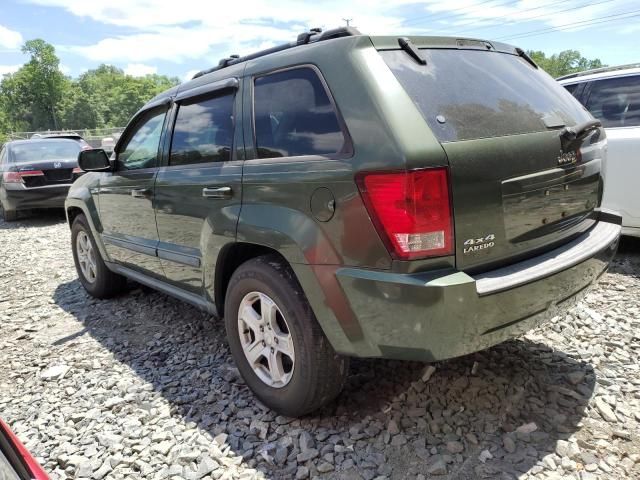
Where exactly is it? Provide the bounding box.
[224,254,349,416]
[0,202,17,222]
[71,214,126,298]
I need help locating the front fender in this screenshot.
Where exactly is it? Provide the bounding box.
[65,176,110,262]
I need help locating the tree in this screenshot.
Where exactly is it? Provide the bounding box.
[527,50,606,78]
[0,39,179,138]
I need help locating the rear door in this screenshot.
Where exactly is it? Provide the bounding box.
[98,105,169,277]
[154,79,242,296]
[380,46,604,271]
[583,74,640,230]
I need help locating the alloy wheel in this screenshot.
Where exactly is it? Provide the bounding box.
[237,291,295,388]
[76,231,97,283]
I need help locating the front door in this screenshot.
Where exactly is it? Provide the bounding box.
[154,82,242,297]
[98,106,168,277]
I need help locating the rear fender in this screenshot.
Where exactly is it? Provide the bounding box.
[237,204,358,354]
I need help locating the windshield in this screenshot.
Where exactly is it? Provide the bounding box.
[381,49,592,142]
[10,141,81,163]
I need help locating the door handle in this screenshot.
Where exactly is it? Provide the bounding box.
[202,186,232,199]
[131,188,151,199]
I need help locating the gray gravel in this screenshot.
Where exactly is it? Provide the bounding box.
[1,211,639,480]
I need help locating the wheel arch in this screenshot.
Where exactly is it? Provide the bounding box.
[214,242,290,317]
[65,199,110,261]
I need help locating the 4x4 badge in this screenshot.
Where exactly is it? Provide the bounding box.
[463,234,496,254]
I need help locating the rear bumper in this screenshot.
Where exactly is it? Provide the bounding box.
[1,184,71,210]
[300,216,621,362]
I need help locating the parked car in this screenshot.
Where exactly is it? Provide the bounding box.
[30,132,90,149]
[0,418,48,480]
[558,64,640,237]
[0,139,85,221]
[66,28,620,416]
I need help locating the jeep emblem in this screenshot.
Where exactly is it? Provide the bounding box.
[557,151,577,166]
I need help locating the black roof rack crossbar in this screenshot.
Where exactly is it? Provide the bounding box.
[192,26,361,79]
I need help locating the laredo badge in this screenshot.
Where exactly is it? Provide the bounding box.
[463,234,496,254]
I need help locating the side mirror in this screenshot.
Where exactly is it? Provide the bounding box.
[78,149,112,172]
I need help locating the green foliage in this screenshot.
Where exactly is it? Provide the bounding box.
[527,49,606,78]
[0,39,179,137]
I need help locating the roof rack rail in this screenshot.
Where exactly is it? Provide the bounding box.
[192,26,361,79]
[556,62,640,81]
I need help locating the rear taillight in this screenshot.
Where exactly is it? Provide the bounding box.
[357,168,453,260]
[2,170,45,183]
[72,167,84,174]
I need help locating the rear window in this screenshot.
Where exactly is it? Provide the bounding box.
[10,141,81,163]
[381,49,592,142]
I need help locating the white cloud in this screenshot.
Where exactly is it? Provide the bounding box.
[59,64,71,75]
[34,0,405,63]
[0,64,21,76]
[0,25,23,49]
[124,63,158,76]
[26,0,640,66]
[183,69,200,82]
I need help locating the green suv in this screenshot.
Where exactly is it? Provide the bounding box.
[66,28,621,416]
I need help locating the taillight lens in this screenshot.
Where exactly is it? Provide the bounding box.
[3,170,45,183]
[357,168,453,260]
[72,167,84,174]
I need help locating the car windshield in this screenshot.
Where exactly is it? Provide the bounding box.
[380,48,592,142]
[11,141,81,163]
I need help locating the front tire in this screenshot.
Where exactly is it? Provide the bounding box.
[71,214,126,298]
[224,255,349,416]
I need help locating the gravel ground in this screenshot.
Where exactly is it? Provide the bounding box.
[0,211,639,480]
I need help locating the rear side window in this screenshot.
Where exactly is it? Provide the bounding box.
[381,49,592,142]
[253,67,347,158]
[170,93,234,166]
[585,75,640,128]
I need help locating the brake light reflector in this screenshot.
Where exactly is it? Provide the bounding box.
[3,170,44,183]
[357,168,453,259]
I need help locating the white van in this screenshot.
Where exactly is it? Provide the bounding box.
[559,64,640,237]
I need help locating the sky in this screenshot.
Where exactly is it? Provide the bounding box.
[0,0,638,81]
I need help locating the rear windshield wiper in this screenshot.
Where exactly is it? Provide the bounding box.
[398,37,427,65]
[560,119,602,151]
[515,47,538,69]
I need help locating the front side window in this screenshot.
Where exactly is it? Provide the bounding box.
[118,109,166,170]
[586,75,640,128]
[170,93,234,166]
[253,67,347,158]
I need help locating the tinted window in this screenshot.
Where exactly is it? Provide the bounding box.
[563,83,580,97]
[10,141,80,163]
[170,94,234,166]
[381,49,592,142]
[254,68,347,158]
[118,109,166,170]
[586,75,640,128]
